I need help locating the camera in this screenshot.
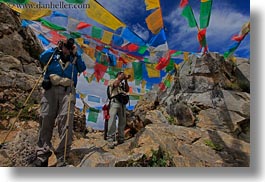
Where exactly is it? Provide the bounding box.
[57,38,75,51]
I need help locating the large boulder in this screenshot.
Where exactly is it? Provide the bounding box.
[78,124,249,167]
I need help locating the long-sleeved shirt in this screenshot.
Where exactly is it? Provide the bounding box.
[40,48,86,87]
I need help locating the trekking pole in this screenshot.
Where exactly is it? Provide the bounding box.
[0,50,57,149]
[63,56,77,165]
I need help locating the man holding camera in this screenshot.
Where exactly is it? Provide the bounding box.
[30,38,86,167]
[107,71,130,149]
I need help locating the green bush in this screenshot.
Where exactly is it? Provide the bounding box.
[204,139,223,151]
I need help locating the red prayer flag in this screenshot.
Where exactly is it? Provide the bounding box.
[232,34,246,42]
[197,29,206,42]
[159,82,166,91]
[127,44,139,52]
[180,0,189,8]
[197,29,208,53]
[49,30,66,45]
[77,22,91,30]
[155,57,170,70]
[94,63,108,82]
[96,45,104,51]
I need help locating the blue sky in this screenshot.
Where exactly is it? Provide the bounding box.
[32,0,250,58]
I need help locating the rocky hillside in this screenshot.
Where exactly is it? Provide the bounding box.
[0,3,44,123]
[0,4,250,167]
[0,4,87,166]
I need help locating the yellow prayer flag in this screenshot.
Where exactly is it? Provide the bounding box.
[145,8,163,34]
[84,46,96,60]
[146,64,160,78]
[80,93,86,99]
[241,22,250,35]
[141,80,146,88]
[141,80,146,93]
[116,60,123,68]
[120,53,136,63]
[201,0,210,2]
[124,68,134,82]
[230,56,237,63]
[86,0,125,30]
[88,74,95,83]
[101,30,113,45]
[76,38,84,46]
[4,3,23,13]
[183,52,189,61]
[141,80,147,93]
[20,2,51,20]
[144,0,160,10]
[174,63,180,70]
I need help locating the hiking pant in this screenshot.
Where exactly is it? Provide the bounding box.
[36,85,76,162]
[107,98,126,142]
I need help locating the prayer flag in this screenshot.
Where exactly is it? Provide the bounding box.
[144,0,160,10]
[181,5,197,28]
[145,8,163,34]
[86,0,125,30]
[200,0,212,29]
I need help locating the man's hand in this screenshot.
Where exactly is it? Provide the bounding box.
[71,45,78,56]
[125,74,131,80]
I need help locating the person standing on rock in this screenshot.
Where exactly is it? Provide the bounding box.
[29,38,86,167]
[107,71,130,149]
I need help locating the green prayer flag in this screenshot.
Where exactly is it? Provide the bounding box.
[65,0,85,4]
[70,32,82,38]
[38,18,66,31]
[59,32,72,39]
[164,79,171,88]
[132,62,143,81]
[171,51,183,57]
[166,60,174,72]
[224,42,241,59]
[138,46,148,54]
[91,26,102,39]
[144,58,151,63]
[87,108,99,123]
[135,79,141,86]
[2,0,29,4]
[200,0,212,29]
[107,67,122,79]
[181,5,197,28]
[129,95,140,100]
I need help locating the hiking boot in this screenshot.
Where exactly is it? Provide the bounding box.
[28,158,48,167]
[108,141,115,149]
[56,157,68,167]
[117,139,124,145]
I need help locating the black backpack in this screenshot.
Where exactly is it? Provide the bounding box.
[107,85,129,105]
[107,85,112,100]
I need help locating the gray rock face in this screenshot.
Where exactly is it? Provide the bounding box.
[129,52,250,167]
[79,124,249,167]
[0,4,43,61]
[0,4,44,122]
[158,53,250,142]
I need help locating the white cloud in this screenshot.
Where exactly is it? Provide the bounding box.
[163,8,198,51]
[97,0,145,22]
[163,3,249,52]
